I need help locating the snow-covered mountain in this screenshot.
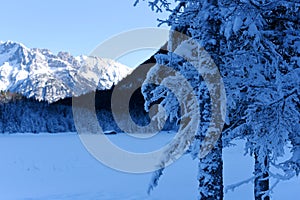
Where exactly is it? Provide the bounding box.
[0,41,132,103]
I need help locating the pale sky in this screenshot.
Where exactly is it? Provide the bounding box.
[0,0,173,67]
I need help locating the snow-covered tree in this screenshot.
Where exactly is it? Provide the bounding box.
[137,0,300,199]
[142,39,226,199]
[137,2,226,199]
[217,1,300,199]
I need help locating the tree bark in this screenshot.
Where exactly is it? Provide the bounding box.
[254,154,270,200]
[198,137,223,200]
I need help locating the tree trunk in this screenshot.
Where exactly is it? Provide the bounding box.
[254,154,270,200]
[198,137,223,200]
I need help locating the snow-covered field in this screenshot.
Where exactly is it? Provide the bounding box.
[0,133,299,200]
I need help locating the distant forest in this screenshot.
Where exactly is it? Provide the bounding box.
[0,87,176,133]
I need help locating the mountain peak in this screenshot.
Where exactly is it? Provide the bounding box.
[0,40,29,51]
[0,41,132,103]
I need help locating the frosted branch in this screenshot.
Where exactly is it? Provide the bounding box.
[225,176,256,193]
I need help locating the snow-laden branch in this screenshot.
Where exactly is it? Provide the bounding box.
[225,176,256,193]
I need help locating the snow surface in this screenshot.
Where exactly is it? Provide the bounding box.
[0,133,299,200]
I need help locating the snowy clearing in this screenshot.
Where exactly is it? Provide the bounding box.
[0,133,299,200]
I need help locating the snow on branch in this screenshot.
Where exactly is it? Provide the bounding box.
[225,176,256,193]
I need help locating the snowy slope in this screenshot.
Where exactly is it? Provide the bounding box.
[0,41,132,103]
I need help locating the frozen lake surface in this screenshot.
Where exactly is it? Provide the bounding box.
[0,133,299,200]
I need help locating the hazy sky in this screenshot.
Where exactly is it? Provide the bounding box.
[0,0,173,67]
